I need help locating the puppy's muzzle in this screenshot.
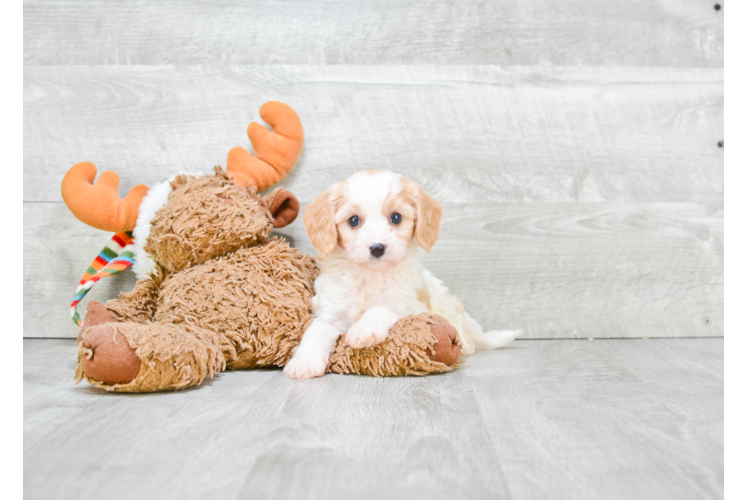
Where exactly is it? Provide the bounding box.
[369,243,386,258]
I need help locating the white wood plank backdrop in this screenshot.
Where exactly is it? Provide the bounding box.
[23,0,723,66]
[23,1,723,339]
[24,66,723,203]
[25,199,723,338]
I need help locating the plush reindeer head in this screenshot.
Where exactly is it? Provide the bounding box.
[61,101,304,275]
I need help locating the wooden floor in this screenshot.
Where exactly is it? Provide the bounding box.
[24,338,723,500]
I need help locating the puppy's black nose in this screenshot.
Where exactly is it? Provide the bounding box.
[369,243,386,258]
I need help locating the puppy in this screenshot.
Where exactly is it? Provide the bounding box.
[283,170,521,379]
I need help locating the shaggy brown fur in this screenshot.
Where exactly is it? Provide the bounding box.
[146,169,275,273]
[77,321,230,392]
[76,169,317,391]
[328,313,462,377]
[75,168,462,392]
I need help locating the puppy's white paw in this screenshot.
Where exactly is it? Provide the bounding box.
[345,319,390,349]
[283,351,328,379]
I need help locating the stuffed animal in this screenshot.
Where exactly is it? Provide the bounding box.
[63,102,462,392]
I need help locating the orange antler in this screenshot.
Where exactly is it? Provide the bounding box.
[61,162,149,232]
[226,101,304,190]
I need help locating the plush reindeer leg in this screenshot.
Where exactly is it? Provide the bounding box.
[105,267,166,324]
[77,268,164,348]
[77,300,120,344]
[327,314,462,377]
[77,321,235,392]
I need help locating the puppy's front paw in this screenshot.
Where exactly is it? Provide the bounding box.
[283,352,328,379]
[345,320,390,349]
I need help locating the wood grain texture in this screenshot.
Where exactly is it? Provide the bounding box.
[23,204,139,338]
[465,338,723,500]
[24,338,724,500]
[24,201,723,339]
[240,369,509,499]
[23,65,724,203]
[23,0,723,66]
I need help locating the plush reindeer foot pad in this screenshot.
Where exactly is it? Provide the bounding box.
[78,300,120,343]
[426,316,462,366]
[78,325,141,385]
[77,322,229,392]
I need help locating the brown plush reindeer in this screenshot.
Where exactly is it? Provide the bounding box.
[62,102,462,392]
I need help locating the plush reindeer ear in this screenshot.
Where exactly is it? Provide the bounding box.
[412,182,442,252]
[303,187,338,258]
[264,188,299,228]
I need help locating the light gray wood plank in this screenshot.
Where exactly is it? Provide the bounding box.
[600,338,724,447]
[23,0,723,66]
[239,370,509,499]
[465,338,723,500]
[24,338,724,500]
[23,65,724,203]
[23,204,139,338]
[420,202,724,339]
[23,339,298,500]
[24,201,723,339]
[23,339,509,500]
[23,339,102,452]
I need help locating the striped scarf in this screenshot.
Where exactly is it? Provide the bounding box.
[71,232,136,326]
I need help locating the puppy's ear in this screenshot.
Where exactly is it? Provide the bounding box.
[304,187,338,258]
[412,183,442,252]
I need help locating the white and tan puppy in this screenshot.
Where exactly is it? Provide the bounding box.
[283,170,521,379]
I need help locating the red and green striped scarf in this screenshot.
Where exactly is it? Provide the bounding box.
[71,232,136,326]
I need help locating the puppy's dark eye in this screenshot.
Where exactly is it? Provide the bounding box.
[390,212,402,225]
[348,215,360,227]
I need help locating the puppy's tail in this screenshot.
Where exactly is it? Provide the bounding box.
[473,329,524,349]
